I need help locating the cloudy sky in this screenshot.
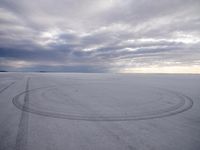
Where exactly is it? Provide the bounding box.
[0,0,200,73]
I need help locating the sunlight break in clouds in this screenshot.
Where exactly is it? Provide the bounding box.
[0,0,200,73]
[121,66,200,74]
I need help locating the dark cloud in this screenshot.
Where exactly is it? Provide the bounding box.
[0,0,200,72]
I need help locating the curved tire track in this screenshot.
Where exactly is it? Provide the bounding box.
[12,86,193,121]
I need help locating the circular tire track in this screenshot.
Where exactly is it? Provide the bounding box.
[12,86,193,121]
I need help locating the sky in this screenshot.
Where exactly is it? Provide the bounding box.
[0,0,200,73]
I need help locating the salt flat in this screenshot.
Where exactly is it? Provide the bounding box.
[0,73,200,150]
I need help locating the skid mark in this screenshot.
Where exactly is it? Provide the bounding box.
[12,85,193,121]
[0,82,15,94]
[15,77,30,150]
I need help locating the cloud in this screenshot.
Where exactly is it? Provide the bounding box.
[0,0,200,73]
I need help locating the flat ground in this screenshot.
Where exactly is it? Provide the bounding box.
[0,73,200,150]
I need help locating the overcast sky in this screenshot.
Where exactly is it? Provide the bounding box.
[0,0,200,73]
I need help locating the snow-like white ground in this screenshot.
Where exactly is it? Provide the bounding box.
[0,73,200,150]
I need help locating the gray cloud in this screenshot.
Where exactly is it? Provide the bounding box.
[0,0,200,72]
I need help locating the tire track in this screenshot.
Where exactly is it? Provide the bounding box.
[0,81,15,94]
[15,77,30,150]
[12,86,193,121]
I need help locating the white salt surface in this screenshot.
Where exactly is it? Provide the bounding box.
[0,73,200,150]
